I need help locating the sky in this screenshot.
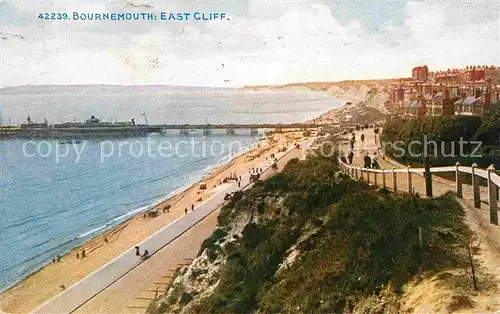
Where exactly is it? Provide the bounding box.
[0,0,499,87]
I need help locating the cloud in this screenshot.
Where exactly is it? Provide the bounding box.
[0,0,498,87]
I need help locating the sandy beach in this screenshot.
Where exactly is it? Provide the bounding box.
[0,130,309,313]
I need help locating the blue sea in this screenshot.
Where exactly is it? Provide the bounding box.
[0,86,345,291]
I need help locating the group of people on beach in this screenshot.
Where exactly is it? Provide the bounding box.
[250,167,263,174]
[76,249,86,259]
[52,255,62,263]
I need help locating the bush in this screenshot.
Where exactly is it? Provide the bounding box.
[151,147,470,314]
[192,157,468,313]
[382,115,499,168]
[179,292,193,305]
[199,228,228,262]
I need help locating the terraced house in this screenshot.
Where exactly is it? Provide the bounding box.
[392,65,500,119]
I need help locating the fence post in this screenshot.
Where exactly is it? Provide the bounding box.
[418,226,423,248]
[471,163,481,209]
[407,165,412,194]
[455,162,463,198]
[367,169,370,184]
[374,170,378,187]
[355,167,358,179]
[424,161,433,197]
[392,167,397,192]
[382,169,386,188]
[487,165,498,225]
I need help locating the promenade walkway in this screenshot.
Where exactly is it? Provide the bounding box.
[338,129,500,272]
[30,139,314,314]
[340,129,499,217]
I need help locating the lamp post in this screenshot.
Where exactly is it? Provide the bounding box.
[422,127,433,197]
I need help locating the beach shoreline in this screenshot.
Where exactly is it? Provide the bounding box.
[0,144,242,294]
[0,130,311,313]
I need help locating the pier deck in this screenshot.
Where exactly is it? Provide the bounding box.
[0,123,330,139]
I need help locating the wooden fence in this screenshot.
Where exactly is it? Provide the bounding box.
[338,159,500,225]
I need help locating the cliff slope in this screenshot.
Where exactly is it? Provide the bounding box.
[148,147,499,313]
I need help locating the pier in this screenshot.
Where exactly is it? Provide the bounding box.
[0,122,329,139]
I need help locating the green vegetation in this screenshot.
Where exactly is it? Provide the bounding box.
[150,151,471,313]
[382,107,500,169]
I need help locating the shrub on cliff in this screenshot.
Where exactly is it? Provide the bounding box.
[382,115,499,167]
[172,157,470,314]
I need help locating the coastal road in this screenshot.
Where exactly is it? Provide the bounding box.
[32,138,313,314]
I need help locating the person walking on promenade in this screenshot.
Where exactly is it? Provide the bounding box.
[184,208,188,215]
[361,133,365,143]
[374,127,379,145]
[363,153,371,169]
[347,150,354,164]
[191,204,194,211]
[82,249,86,258]
[371,152,380,169]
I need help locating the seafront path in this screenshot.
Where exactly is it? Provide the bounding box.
[338,129,500,274]
[340,129,499,213]
[29,138,315,313]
